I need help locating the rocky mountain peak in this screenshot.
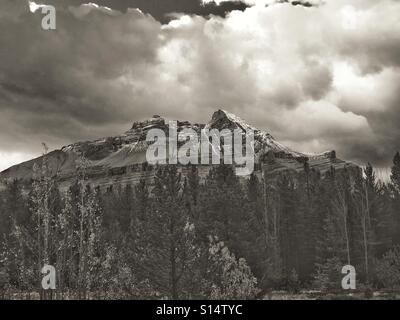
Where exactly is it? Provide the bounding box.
[129,115,166,132]
[206,109,257,132]
[0,109,352,190]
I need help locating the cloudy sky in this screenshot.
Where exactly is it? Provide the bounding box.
[0,0,399,173]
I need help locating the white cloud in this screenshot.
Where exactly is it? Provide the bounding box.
[28,1,47,13]
[0,151,37,172]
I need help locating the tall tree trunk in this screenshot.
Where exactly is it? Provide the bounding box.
[363,183,370,282]
[262,172,270,248]
[170,211,178,299]
[78,188,85,298]
[343,203,351,265]
[37,210,42,290]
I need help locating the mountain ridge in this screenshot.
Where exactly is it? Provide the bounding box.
[0,109,357,190]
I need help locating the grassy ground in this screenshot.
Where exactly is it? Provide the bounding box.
[263,290,400,300]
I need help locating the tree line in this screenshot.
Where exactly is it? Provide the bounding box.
[0,152,400,298]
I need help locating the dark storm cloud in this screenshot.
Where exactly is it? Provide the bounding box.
[42,0,250,22]
[0,1,163,151]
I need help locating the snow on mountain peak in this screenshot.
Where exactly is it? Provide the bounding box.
[206,109,258,132]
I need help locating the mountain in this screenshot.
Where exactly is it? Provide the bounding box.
[0,109,358,190]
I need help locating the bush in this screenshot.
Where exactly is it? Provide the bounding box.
[0,267,9,291]
[286,269,301,294]
[375,246,400,290]
[313,257,344,292]
[204,238,260,300]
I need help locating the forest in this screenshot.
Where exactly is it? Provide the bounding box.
[0,152,400,299]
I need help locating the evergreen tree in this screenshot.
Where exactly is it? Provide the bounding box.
[298,167,324,282]
[199,165,246,253]
[391,152,400,193]
[135,165,198,299]
[390,152,400,245]
[275,174,302,286]
[183,165,201,222]
[244,173,270,285]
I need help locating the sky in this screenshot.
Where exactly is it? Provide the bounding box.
[0,0,399,173]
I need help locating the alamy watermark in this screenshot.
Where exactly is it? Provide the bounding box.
[41,264,56,290]
[146,121,255,176]
[29,1,56,30]
[341,265,356,290]
[39,263,355,291]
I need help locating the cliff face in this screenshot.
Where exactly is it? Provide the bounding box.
[0,110,357,190]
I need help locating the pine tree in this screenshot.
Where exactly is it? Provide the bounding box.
[275,174,301,286]
[0,181,35,292]
[373,182,393,256]
[298,167,324,282]
[135,178,149,221]
[390,152,400,245]
[349,169,372,282]
[391,152,400,193]
[2,180,28,228]
[331,169,352,265]
[314,168,348,288]
[244,173,272,289]
[135,165,198,299]
[183,165,201,222]
[200,165,246,253]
